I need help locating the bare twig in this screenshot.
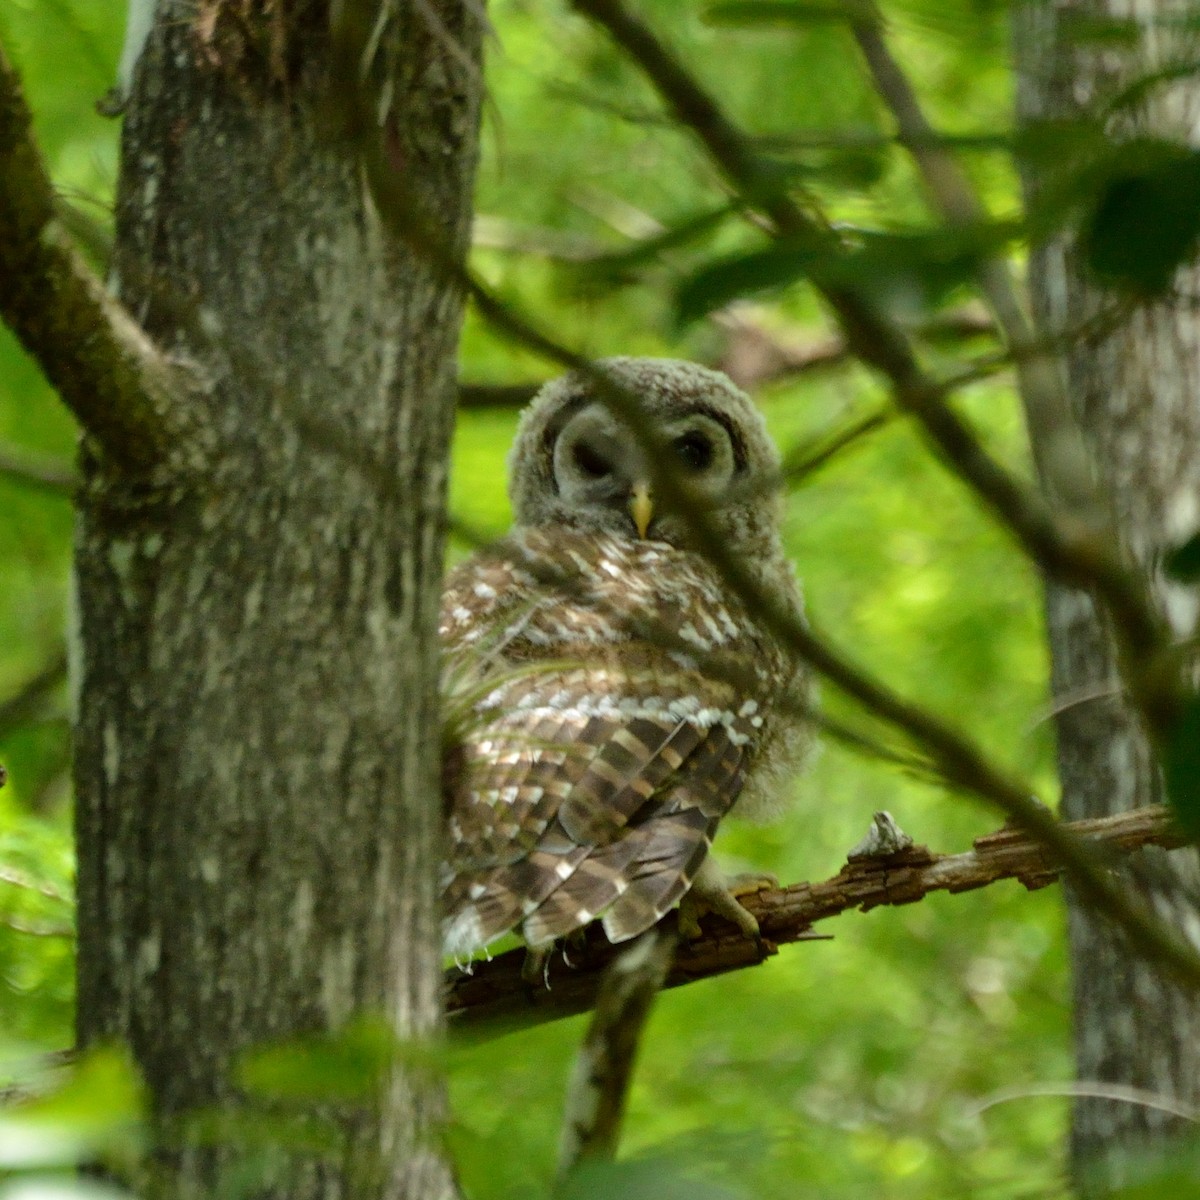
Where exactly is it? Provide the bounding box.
[0,915,73,938]
[970,1080,1200,1122]
[455,306,993,411]
[716,304,995,392]
[456,380,542,409]
[557,930,676,1178]
[0,865,70,902]
[850,15,1109,532]
[569,0,1173,736]
[780,407,891,484]
[0,649,68,740]
[0,442,76,494]
[0,42,206,477]
[447,805,1186,1033]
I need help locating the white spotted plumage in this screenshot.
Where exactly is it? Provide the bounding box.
[440,359,811,960]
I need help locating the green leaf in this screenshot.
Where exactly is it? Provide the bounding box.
[674,243,821,325]
[1163,692,1200,839]
[675,222,1012,326]
[1080,140,1200,293]
[0,1047,144,1170]
[236,1018,438,1104]
[1164,532,1200,582]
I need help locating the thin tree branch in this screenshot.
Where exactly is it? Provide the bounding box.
[0,648,68,740]
[0,42,207,478]
[456,380,542,409]
[454,306,993,410]
[780,407,891,484]
[970,1080,1200,1122]
[568,0,1174,736]
[446,804,1186,1034]
[556,930,676,1178]
[715,304,995,392]
[849,15,1109,536]
[0,442,76,494]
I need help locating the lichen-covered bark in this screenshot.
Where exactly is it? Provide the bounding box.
[72,4,482,1197]
[1015,2,1200,1189]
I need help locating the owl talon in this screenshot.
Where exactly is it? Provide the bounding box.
[521,945,552,989]
[727,871,779,900]
[679,863,774,940]
[558,926,590,969]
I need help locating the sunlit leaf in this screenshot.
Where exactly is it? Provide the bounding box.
[0,1047,144,1169]
[0,1178,132,1200]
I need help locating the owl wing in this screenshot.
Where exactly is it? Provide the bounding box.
[524,713,751,946]
[443,688,754,954]
[440,531,767,958]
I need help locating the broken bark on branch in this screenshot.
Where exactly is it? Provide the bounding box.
[446,805,1186,1035]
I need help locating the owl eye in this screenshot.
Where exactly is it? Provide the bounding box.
[672,430,714,472]
[572,440,612,479]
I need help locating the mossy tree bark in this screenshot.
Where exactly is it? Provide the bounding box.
[71,4,482,1197]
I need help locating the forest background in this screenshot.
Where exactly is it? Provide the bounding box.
[0,1,1163,1197]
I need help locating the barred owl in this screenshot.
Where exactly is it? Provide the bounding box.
[440,358,809,962]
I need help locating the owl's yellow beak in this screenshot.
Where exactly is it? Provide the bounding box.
[628,482,654,539]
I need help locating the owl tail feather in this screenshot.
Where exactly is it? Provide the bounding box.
[601,815,717,943]
[521,808,714,947]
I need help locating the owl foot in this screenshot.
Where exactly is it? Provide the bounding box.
[557,926,590,969]
[678,860,777,940]
[520,926,591,988]
[521,945,552,988]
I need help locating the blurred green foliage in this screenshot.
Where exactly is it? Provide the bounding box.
[5,0,1199,1196]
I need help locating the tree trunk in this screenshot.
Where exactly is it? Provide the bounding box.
[72,4,482,1197]
[1015,2,1200,1190]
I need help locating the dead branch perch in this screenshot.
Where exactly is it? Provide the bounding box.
[445,804,1186,1035]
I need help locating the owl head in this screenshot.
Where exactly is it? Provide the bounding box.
[508,358,784,560]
